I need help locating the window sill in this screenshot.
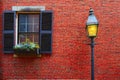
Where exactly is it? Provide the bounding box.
[13,54,41,57]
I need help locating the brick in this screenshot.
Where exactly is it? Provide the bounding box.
[0,0,120,80]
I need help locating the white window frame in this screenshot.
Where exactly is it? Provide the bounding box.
[15,12,40,45]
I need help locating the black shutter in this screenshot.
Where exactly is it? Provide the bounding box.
[3,11,15,53]
[40,11,53,53]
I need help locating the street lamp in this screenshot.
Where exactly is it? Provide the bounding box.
[86,8,99,80]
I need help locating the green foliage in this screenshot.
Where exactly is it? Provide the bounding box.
[14,39,40,51]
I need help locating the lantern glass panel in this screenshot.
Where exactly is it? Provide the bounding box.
[87,25,97,37]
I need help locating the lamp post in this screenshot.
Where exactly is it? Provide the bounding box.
[86,8,99,80]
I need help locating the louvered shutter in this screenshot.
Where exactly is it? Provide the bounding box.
[40,11,53,53]
[3,11,15,53]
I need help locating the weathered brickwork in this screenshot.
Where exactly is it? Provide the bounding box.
[0,0,120,80]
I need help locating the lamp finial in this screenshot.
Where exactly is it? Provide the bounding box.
[89,8,94,15]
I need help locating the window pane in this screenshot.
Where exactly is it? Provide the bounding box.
[34,24,39,32]
[33,15,39,32]
[34,34,39,43]
[19,14,27,32]
[34,15,39,23]
[19,24,26,32]
[28,15,33,23]
[19,34,26,43]
[19,15,26,23]
[27,34,33,42]
[27,24,33,32]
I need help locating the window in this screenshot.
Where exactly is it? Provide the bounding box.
[3,11,53,54]
[18,14,39,44]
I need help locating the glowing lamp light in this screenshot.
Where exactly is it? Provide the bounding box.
[87,25,98,37]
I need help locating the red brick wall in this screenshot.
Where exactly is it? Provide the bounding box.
[0,0,3,80]
[0,0,120,80]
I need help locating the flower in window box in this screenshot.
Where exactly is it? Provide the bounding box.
[13,39,40,54]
